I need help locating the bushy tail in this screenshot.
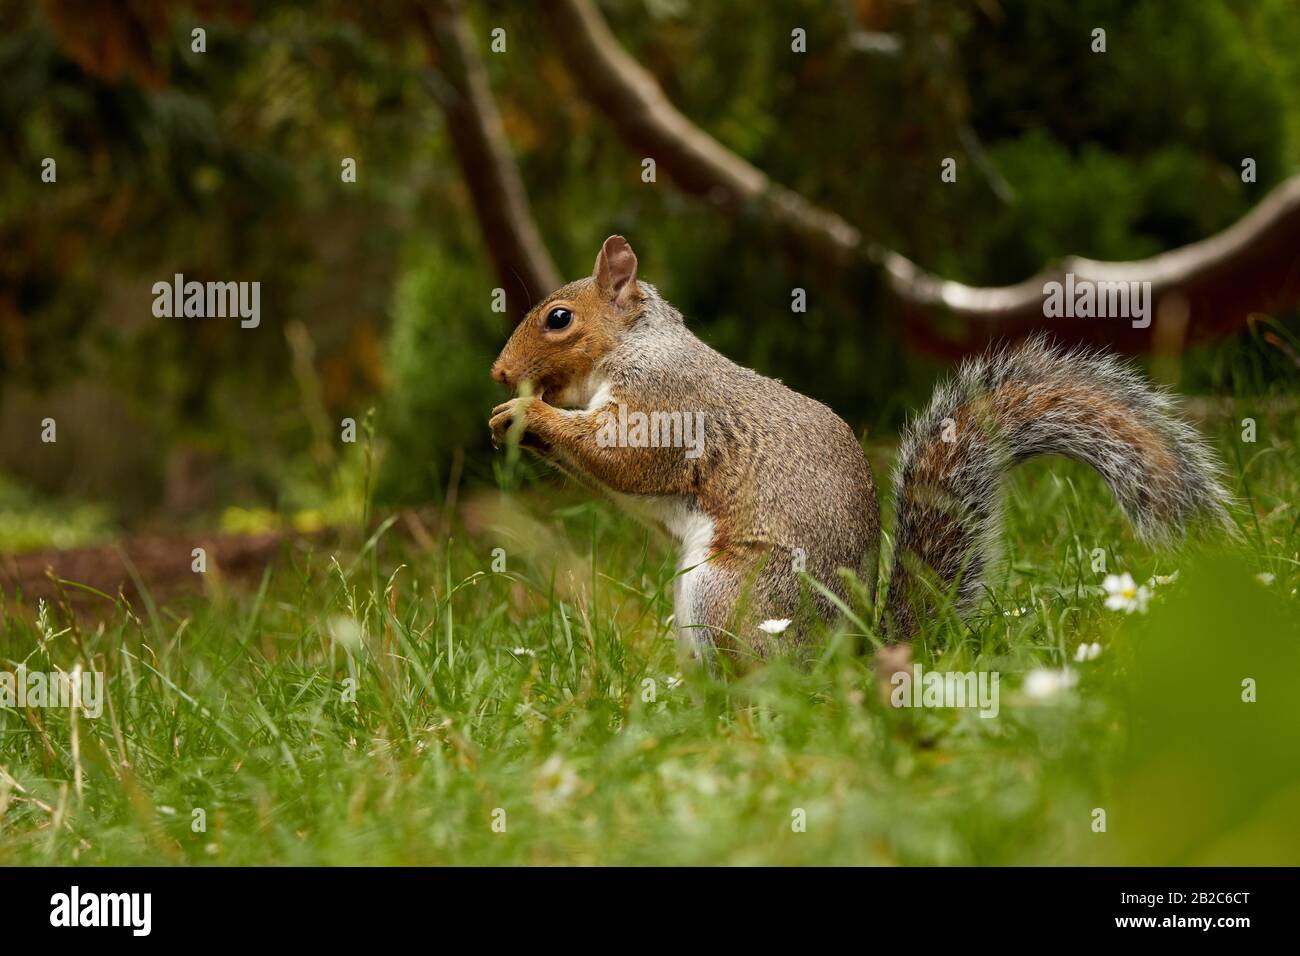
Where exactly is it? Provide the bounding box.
[883,335,1235,639]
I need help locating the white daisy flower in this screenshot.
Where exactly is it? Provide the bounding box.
[758,619,791,634]
[1146,570,1180,588]
[665,673,684,690]
[1073,641,1102,662]
[1255,572,1275,586]
[1023,667,1079,699]
[1103,573,1150,614]
[511,646,536,658]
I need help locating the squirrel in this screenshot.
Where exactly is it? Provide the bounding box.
[489,236,1234,661]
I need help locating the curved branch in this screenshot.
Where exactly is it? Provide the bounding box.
[538,0,864,268]
[878,175,1300,349]
[541,0,1300,353]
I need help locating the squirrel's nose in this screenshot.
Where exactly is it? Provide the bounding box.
[491,361,514,388]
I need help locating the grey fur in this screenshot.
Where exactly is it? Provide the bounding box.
[592,283,879,655]
[503,277,1234,652]
[884,334,1236,636]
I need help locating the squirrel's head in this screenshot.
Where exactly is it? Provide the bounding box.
[491,235,643,407]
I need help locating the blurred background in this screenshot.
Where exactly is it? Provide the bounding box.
[2,0,1299,557]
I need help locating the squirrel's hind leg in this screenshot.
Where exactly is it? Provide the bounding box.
[674,550,797,671]
[672,561,726,672]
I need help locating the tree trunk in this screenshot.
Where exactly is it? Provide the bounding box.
[420,0,561,318]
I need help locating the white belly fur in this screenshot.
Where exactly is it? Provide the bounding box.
[561,375,715,652]
[609,493,715,648]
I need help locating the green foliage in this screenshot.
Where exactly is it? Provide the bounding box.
[932,133,1251,284]
[377,245,504,502]
[1,410,1296,864]
[1106,556,1300,864]
[934,0,1295,284]
[962,0,1289,170]
[0,3,429,507]
[0,476,112,552]
[2,0,1298,867]
[3,0,1300,513]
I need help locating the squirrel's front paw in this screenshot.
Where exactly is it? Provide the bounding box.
[489,397,525,446]
[490,396,549,450]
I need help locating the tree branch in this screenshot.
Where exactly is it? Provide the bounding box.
[541,0,1300,353]
[420,0,561,315]
[538,0,863,269]
[877,175,1300,353]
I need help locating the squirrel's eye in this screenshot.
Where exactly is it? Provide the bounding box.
[544,307,573,331]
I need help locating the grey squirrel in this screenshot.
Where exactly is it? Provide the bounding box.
[489,236,1234,661]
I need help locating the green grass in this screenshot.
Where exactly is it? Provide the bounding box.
[1,406,1298,866]
[0,476,114,554]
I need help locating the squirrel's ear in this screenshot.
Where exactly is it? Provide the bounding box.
[592,235,639,308]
